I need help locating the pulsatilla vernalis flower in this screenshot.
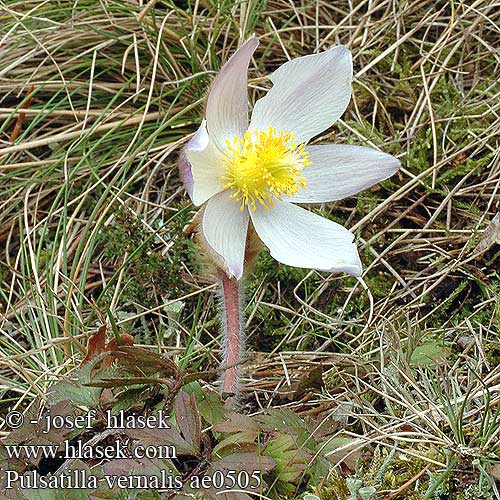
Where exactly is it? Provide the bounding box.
[180,37,400,280]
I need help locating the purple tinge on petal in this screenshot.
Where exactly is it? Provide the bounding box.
[178,147,194,200]
[179,120,210,203]
[205,37,259,150]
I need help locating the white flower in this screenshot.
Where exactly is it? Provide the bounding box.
[181,38,400,280]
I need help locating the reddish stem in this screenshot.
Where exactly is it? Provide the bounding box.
[220,273,243,395]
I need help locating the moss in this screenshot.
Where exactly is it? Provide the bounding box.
[98,207,197,307]
[315,478,350,500]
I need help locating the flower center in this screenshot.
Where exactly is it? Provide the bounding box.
[221,126,310,211]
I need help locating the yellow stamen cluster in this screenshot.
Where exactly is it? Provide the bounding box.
[221,126,311,211]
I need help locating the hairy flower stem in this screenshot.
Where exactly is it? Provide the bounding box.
[220,272,244,396]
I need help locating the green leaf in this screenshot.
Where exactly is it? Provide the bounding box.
[194,388,227,425]
[257,408,305,432]
[47,362,103,408]
[410,341,448,366]
[213,412,259,434]
[212,431,259,456]
[20,484,56,500]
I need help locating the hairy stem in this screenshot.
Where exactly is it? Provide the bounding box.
[220,272,244,395]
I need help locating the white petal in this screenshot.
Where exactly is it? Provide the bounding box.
[249,45,352,144]
[250,201,361,276]
[185,121,225,206]
[206,37,259,150]
[203,192,249,280]
[180,119,209,201]
[289,144,400,203]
